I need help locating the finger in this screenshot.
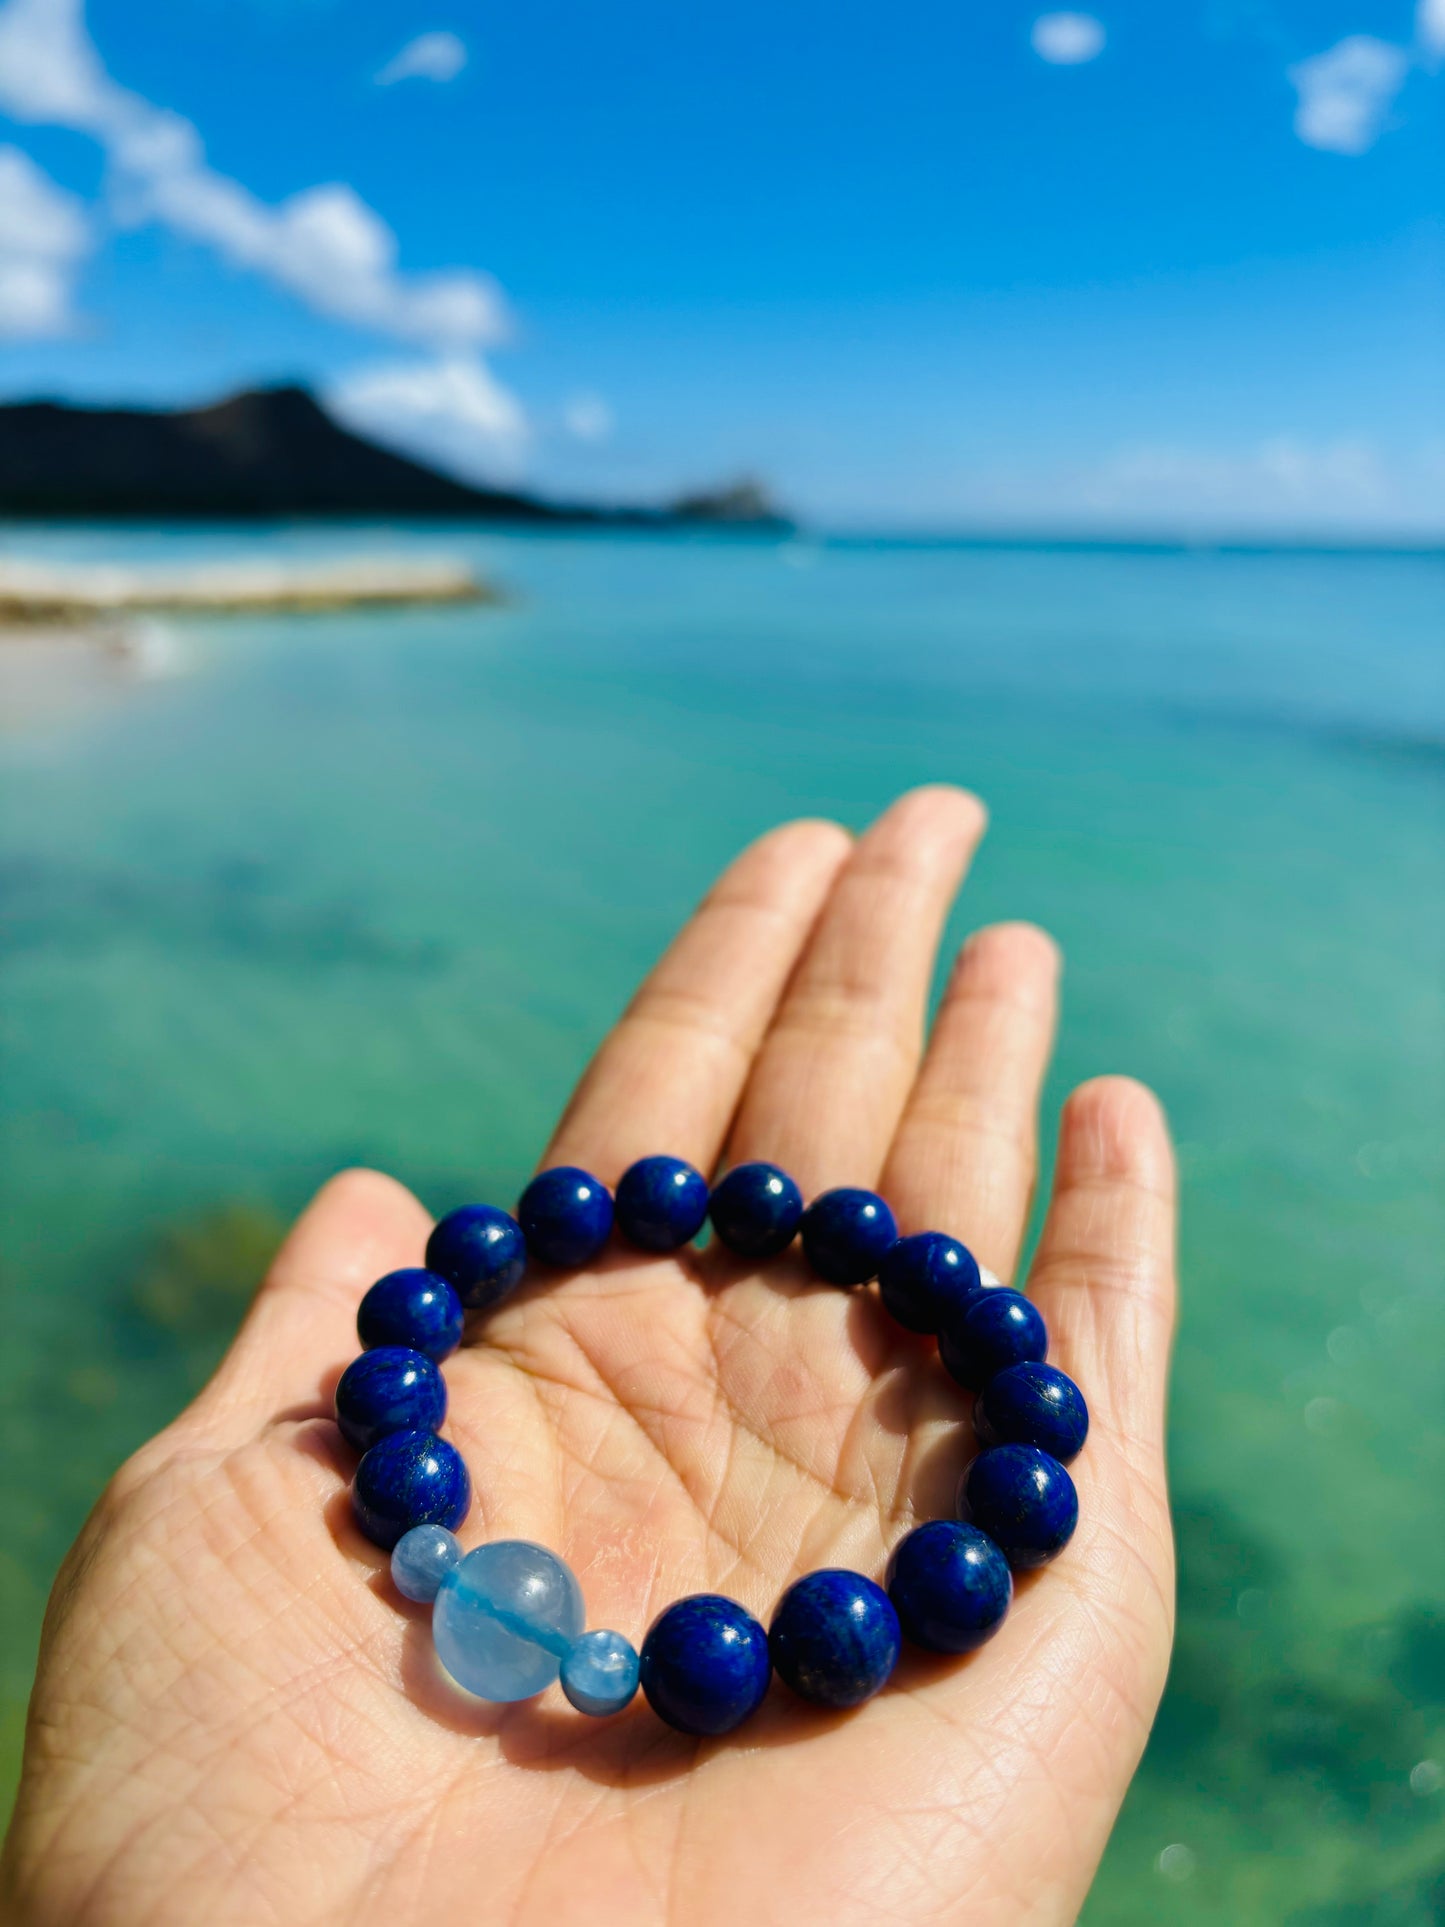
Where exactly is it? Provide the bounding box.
[543,817,852,1178]
[185,1167,431,1443]
[1027,1076,1178,1472]
[880,921,1060,1282]
[727,785,987,1191]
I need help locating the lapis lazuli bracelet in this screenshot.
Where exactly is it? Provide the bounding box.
[335,1156,1088,1734]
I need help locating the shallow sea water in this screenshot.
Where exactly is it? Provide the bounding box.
[1,525,1442,1919]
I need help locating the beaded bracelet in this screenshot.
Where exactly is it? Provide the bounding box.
[334,1157,1088,1735]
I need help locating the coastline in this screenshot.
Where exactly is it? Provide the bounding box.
[0,555,496,622]
[0,551,499,728]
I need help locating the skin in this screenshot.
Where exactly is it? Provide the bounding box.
[0,786,1178,1927]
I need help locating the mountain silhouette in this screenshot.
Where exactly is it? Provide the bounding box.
[0,385,790,527]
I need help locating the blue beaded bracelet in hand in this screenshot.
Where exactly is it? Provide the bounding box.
[334,1153,1089,1735]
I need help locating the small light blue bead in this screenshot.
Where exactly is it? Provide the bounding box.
[391,1524,462,1603]
[433,1541,585,1702]
[561,1628,641,1716]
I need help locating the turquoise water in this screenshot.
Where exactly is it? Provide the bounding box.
[1,526,1442,1919]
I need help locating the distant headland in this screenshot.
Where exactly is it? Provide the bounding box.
[0,385,794,528]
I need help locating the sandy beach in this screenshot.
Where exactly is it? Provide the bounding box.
[0,552,497,725]
[0,554,495,622]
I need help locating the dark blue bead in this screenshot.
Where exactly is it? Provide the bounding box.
[885,1519,1013,1653]
[938,1289,1048,1391]
[768,1569,901,1708]
[357,1268,464,1361]
[878,1232,982,1334]
[639,1594,772,1735]
[958,1444,1078,1569]
[352,1428,471,1551]
[975,1362,1089,1463]
[800,1187,899,1286]
[425,1203,528,1313]
[334,1347,446,1454]
[615,1155,711,1252]
[516,1166,614,1268]
[708,1162,804,1261]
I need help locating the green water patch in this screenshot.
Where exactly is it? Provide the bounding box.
[0,850,451,974]
[1086,1498,1445,1924]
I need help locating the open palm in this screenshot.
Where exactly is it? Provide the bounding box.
[2,787,1177,1927]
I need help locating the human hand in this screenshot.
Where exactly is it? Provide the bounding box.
[1,786,1177,1927]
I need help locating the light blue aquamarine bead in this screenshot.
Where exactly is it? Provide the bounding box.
[433,1541,584,1702]
[561,1629,640,1717]
[391,1524,462,1603]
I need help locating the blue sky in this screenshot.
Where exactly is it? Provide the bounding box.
[0,0,1440,532]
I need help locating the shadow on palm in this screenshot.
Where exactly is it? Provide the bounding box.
[310,1236,980,1783]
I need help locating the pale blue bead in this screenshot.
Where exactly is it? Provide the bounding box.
[391,1524,461,1603]
[432,1540,585,1702]
[561,1628,640,1717]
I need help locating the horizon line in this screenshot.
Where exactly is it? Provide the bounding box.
[0,513,1438,558]
[3,386,1439,557]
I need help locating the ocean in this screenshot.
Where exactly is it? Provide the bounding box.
[1,524,1441,1920]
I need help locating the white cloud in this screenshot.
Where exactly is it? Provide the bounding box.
[0,143,90,335]
[1287,36,1410,154]
[0,0,104,122]
[562,392,614,443]
[376,31,467,86]
[806,437,1445,536]
[0,0,506,349]
[1418,0,1445,61]
[0,143,88,261]
[1082,437,1403,520]
[326,357,531,483]
[1031,13,1106,64]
